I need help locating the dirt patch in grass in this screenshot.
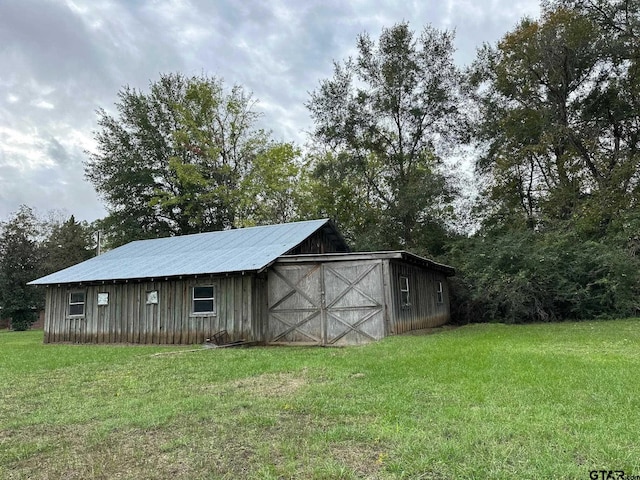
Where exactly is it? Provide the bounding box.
[231,371,307,397]
[327,441,388,477]
[200,370,308,399]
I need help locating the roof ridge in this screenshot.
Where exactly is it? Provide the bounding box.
[129,218,331,243]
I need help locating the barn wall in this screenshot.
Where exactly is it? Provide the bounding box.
[286,228,348,255]
[43,275,266,344]
[387,260,450,334]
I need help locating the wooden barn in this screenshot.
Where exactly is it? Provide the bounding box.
[29,219,454,346]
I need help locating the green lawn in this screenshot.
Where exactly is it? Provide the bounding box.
[1,320,639,479]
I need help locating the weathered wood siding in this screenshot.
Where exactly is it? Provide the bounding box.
[286,228,348,255]
[387,260,450,334]
[43,275,266,344]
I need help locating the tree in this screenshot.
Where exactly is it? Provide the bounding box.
[238,143,302,227]
[85,73,280,246]
[469,5,640,235]
[0,206,45,331]
[552,0,640,236]
[551,0,640,58]
[307,22,460,252]
[43,215,95,274]
[297,151,384,251]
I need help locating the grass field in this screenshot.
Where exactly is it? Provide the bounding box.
[1,320,640,479]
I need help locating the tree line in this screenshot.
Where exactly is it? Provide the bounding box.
[3,0,639,328]
[0,207,95,329]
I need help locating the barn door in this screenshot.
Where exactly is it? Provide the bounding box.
[268,261,385,345]
[268,263,324,344]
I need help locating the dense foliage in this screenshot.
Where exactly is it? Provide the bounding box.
[302,12,640,324]
[0,207,94,330]
[0,207,44,330]
[469,4,640,235]
[448,228,640,324]
[43,215,95,273]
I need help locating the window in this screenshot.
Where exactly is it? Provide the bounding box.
[436,281,444,304]
[69,291,85,316]
[97,292,109,306]
[146,290,158,305]
[400,276,410,307]
[192,285,215,314]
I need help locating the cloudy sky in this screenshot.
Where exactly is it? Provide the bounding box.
[0,0,540,223]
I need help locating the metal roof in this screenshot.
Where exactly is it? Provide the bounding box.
[29,219,342,285]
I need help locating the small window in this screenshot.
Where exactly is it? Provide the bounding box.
[146,290,158,305]
[97,292,109,306]
[436,281,444,304]
[192,285,215,314]
[400,276,410,307]
[69,291,85,316]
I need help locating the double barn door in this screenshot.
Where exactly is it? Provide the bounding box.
[267,261,386,345]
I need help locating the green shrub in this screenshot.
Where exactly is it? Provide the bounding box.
[447,229,640,323]
[9,309,36,331]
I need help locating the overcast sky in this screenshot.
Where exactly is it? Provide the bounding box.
[0,0,540,223]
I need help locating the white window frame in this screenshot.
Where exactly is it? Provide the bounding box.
[400,276,410,307]
[69,291,85,317]
[192,285,216,315]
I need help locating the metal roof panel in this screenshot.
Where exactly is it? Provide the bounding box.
[29,219,335,285]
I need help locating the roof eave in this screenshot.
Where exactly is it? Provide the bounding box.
[28,268,264,287]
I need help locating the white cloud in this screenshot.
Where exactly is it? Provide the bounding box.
[32,100,55,110]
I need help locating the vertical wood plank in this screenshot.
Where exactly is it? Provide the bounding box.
[173,281,182,344]
[48,289,55,344]
[45,272,282,345]
[153,282,160,344]
[49,289,56,343]
[182,283,190,344]
[243,276,251,340]
[43,289,51,343]
[82,287,90,343]
[56,289,64,343]
[162,282,170,344]
[381,259,393,336]
[234,277,242,339]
